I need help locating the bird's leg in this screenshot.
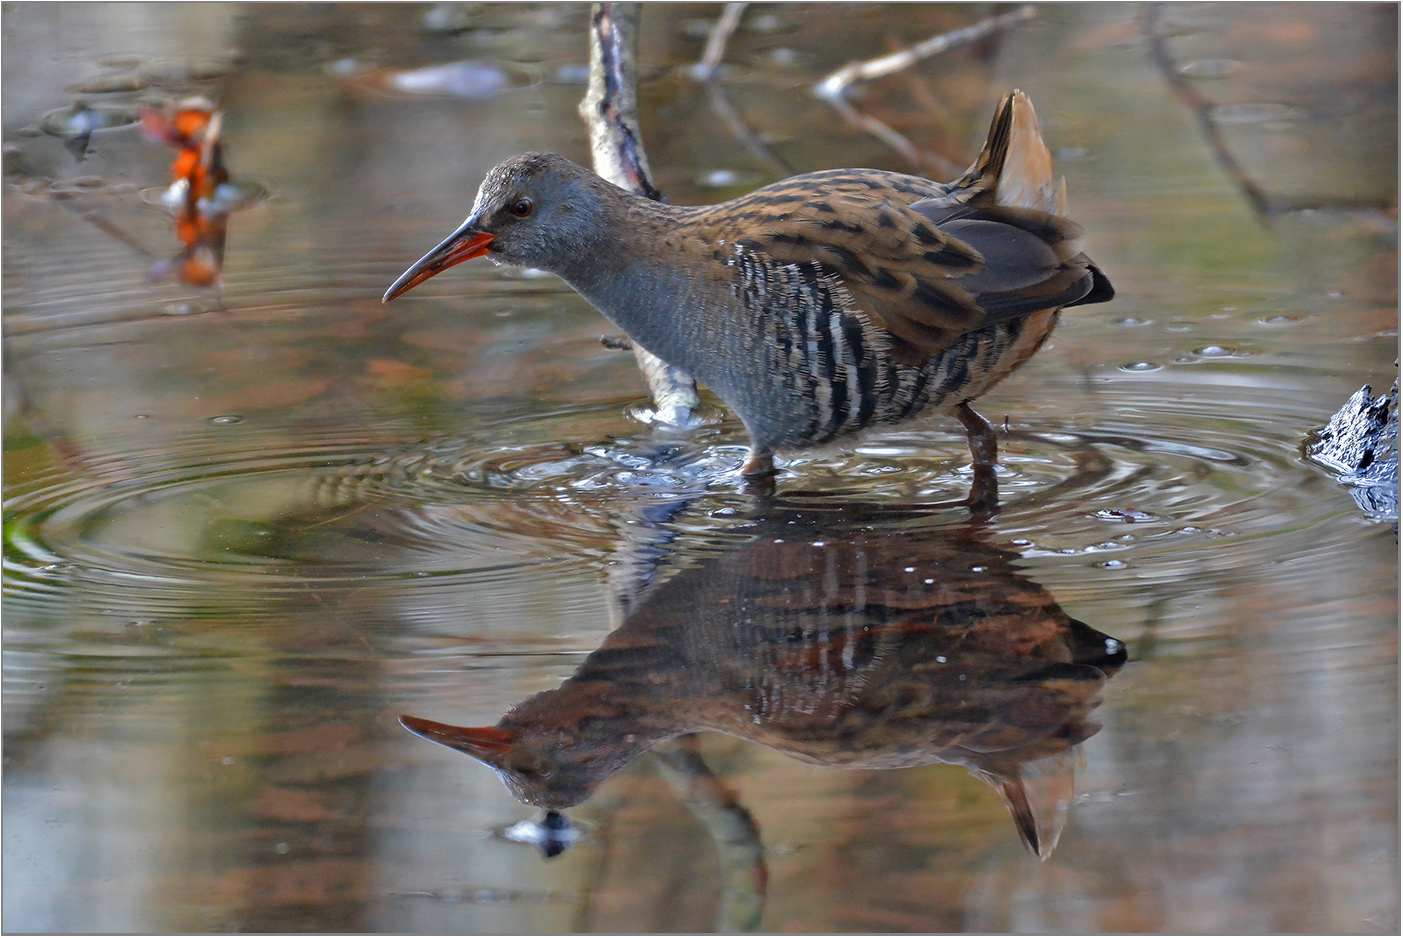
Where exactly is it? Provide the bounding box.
[740,446,775,479]
[955,402,999,515]
[740,446,778,492]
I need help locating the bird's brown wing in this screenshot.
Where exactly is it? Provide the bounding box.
[717,90,1110,366]
[732,187,1096,367]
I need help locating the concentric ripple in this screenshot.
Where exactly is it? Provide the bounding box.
[4,376,1371,631]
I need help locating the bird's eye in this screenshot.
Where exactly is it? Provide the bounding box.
[511,198,533,218]
[519,758,552,779]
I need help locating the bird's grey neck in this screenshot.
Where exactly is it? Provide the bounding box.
[549,199,705,369]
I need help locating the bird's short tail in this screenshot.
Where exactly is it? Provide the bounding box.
[957,90,1065,216]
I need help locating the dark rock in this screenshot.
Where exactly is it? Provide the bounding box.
[1306,379,1398,521]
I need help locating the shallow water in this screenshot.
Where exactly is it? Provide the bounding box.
[3,3,1398,933]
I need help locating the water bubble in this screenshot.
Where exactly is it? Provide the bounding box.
[68,73,145,94]
[1178,58,1244,80]
[697,169,754,188]
[1096,508,1159,523]
[138,58,230,85]
[133,414,149,420]
[274,842,290,855]
[746,12,794,32]
[766,47,804,67]
[1194,344,1257,359]
[682,18,716,38]
[40,102,137,138]
[1259,314,1303,325]
[1098,559,1129,569]
[97,53,149,70]
[1114,317,1152,326]
[387,61,509,98]
[162,301,211,316]
[553,63,591,85]
[1209,102,1295,124]
[1164,321,1194,332]
[326,57,366,77]
[1119,361,1162,372]
[208,415,244,426]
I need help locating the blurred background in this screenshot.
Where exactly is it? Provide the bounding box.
[3,3,1397,932]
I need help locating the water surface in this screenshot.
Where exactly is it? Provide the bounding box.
[4,3,1397,933]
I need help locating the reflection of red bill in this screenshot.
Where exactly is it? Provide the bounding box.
[383,225,495,302]
[399,714,515,758]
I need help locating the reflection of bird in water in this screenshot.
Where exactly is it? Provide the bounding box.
[384,91,1112,496]
[402,507,1126,859]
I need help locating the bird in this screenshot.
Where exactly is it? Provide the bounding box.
[399,506,1127,858]
[384,90,1113,497]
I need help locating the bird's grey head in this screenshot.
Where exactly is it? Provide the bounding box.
[383,152,611,302]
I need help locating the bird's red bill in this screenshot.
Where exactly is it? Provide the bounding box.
[383,230,495,302]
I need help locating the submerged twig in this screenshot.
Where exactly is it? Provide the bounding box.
[1143,4,1275,223]
[813,5,1035,175]
[705,80,797,177]
[690,2,748,82]
[824,91,959,178]
[1148,4,1392,221]
[654,734,768,933]
[56,199,158,261]
[815,5,1036,100]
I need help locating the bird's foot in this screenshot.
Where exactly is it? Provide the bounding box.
[956,402,1000,517]
[740,448,776,479]
[964,464,999,517]
[739,449,778,495]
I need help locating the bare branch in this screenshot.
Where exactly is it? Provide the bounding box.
[580,3,701,425]
[815,5,1036,100]
[812,5,1035,176]
[1143,4,1275,222]
[654,735,767,932]
[704,81,797,177]
[690,2,748,82]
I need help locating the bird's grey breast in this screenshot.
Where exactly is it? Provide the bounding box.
[717,240,1048,452]
[714,241,892,448]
